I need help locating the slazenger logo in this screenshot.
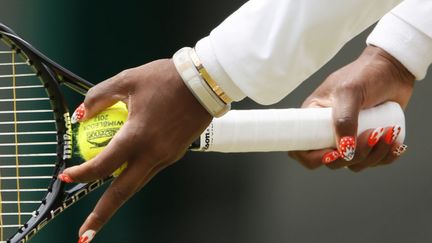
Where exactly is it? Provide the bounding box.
[86,128,119,148]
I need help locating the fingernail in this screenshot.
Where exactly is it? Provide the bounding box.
[78,230,96,243]
[322,150,340,164]
[368,127,385,147]
[384,125,401,144]
[58,173,74,183]
[71,103,86,124]
[338,136,356,161]
[393,144,408,157]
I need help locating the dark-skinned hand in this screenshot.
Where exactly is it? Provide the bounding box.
[289,45,414,172]
[59,59,212,242]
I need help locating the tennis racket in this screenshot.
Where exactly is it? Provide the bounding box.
[0,22,405,243]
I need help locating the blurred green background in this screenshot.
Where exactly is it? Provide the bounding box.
[1,0,432,242]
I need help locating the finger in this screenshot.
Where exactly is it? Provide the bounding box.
[332,87,363,161]
[288,149,336,170]
[375,143,408,167]
[72,70,132,124]
[325,127,380,170]
[77,159,150,238]
[78,157,167,240]
[61,122,136,182]
[348,126,401,172]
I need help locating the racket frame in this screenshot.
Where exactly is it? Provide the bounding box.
[0,23,103,243]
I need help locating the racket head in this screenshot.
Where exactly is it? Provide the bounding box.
[0,23,72,243]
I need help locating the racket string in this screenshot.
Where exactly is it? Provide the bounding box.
[11,47,23,228]
[0,39,59,240]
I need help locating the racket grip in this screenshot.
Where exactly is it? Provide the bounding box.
[191,102,405,153]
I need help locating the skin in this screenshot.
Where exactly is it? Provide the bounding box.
[289,45,415,171]
[61,59,212,239]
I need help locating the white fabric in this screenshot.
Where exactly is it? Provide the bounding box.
[368,0,432,80]
[195,0,402,105]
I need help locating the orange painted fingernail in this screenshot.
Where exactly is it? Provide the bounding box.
[368,127,385,147]
[339,136,356,161]
[71,103,86,124]
[58,173,74,183]
[322,150,340,164]
[384,125,401,144]
[393,144,408,157]
[78,230,96,243]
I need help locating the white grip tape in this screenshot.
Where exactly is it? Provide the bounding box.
[197,102,405,152]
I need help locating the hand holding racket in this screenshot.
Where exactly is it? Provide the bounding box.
[0,22,407,243]
[289,45,414,171]
[63,59,214,242]
[0,23,211,243]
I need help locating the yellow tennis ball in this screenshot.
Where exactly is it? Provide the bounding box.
[76,102,128,177]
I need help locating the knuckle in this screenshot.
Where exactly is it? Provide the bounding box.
[116,68,135,86]
[88,211,107,227]
[334,116,357,130]
[88,161,112,179]
[109,185,131,204]
[84,87,98,104]
[337,81,361,93]
[107,69,136,94]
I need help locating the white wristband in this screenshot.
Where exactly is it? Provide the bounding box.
[173,47,230,117]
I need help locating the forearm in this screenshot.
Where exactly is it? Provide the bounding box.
[195,0,401,105]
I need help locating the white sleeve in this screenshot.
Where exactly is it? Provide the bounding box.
[367,0,432,80]
[195,0,401,105]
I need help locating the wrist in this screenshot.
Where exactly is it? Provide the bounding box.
[165,59,213,121]
[362,45,415,82]
[367,12,432,80]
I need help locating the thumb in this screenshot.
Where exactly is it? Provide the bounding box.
[72,70,132,123]
[332,89,363,161]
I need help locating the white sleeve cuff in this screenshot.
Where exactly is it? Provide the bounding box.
[195,37,246,102]
[367,13,432,80]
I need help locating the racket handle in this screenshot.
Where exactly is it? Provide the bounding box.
[191,102,405,152]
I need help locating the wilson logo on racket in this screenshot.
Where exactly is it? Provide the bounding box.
[63,113,73,160]
[203,131,211,150]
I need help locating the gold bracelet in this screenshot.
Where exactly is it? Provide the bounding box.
[189,48,233,104]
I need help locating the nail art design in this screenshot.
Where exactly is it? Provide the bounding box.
[339,136,356,161]
[58,173,74,183]
[78,230,96,243]
[393,144,408,157]
[322,150,340,164]
[71,103,85,124]
[384,125,401,144]
[368,127,385,147]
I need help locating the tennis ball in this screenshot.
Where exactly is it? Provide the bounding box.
[76,102,128,177]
